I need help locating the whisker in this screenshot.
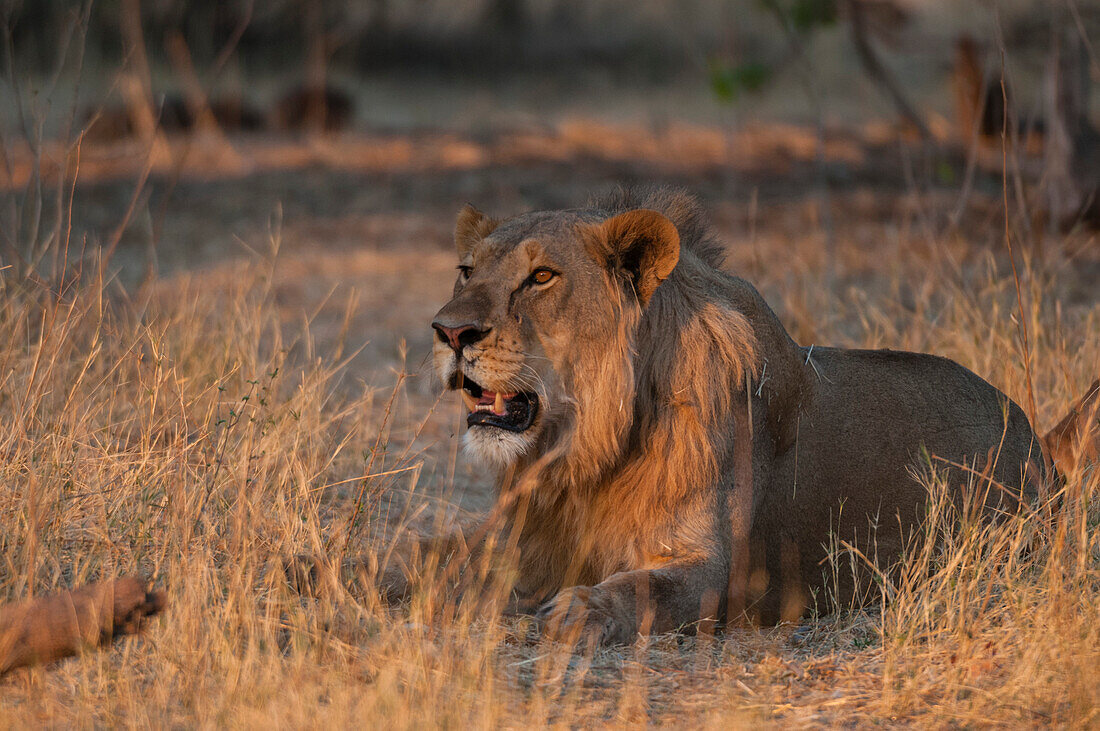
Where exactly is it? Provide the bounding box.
[516,364,553,409]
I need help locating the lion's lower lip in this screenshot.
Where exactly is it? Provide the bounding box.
[467,392,537,432]
[451,375,538,432]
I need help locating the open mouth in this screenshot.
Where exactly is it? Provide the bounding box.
[450,374,539,432]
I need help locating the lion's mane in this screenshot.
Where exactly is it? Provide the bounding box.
[502,188,791,594]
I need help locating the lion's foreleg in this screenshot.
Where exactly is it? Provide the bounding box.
[536,558,727,646]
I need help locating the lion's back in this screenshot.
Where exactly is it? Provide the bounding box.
[792,347,1043,507]
[825,347,1036,476]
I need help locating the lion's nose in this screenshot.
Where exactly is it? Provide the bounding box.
[432,321,490,354]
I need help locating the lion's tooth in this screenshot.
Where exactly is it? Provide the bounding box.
[461,390,478,412]
[494,391,505,415]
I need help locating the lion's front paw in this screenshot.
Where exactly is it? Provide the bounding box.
[108,576,167,636]
[536,586,633,647]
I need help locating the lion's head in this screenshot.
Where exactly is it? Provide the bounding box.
[432,189,760,488]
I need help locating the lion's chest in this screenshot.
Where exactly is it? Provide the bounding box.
[514,489,673,594]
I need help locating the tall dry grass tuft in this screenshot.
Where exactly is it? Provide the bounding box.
[0,124,595,719]
[886,467,1099,723]
[0,228,505,723]
[821,454,1100,725]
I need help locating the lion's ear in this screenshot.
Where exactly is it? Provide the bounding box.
[455,204,498,258]
[591,209,680,306]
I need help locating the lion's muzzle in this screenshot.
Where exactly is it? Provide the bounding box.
[448,372,539,433]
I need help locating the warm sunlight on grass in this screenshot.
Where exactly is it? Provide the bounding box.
[3,0,1099,724]
[0,142,1097,725]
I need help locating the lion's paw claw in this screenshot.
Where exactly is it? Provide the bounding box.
[536,586,631,648]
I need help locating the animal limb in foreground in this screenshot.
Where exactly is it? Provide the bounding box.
[535,556,728,647]
[0,576,166,676]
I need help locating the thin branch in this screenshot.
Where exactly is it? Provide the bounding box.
[997,47,1039,427]
[846,0,933,141]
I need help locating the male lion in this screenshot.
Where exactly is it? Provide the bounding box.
[294,188,1097,646]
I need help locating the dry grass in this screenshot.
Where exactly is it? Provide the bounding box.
[1,121,1099,727]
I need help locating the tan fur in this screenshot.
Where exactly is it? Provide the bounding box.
[0,577,165,675]
[454,204,500,258]
[424,188,778,643]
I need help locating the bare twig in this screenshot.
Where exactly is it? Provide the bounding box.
[846,0,932,141]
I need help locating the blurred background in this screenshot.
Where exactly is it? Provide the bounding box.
[1,0,1098,405]
[5,0,1096,131]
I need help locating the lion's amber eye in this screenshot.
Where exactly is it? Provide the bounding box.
[532,268,555,285]
[457,265,472,280]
